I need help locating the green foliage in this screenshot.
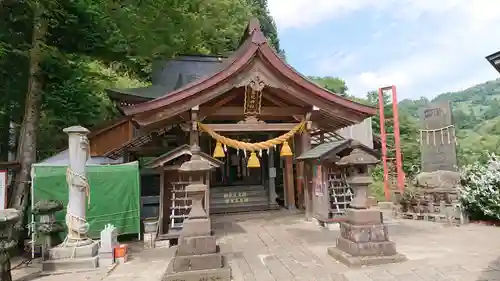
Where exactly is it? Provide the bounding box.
[309,76,348,96]
[460,153,500,220]
[0,0,282,161]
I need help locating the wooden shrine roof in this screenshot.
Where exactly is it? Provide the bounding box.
[297,139,379,162]
[486,50,500,74]
[296,140,351,161]
[144,144,224,168]
[121,18,377,130]
[107,55,226,103]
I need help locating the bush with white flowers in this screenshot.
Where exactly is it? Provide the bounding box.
[460,153,500,220]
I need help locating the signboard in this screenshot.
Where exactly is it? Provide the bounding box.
[419,101,458,172]
[314,165,323,196]
[0,170,6,209]
[223,192,249,204]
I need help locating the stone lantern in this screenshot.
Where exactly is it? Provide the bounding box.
[163,144,231,281]
[33,200,64,260]
[327,145,407,267]
[0,209,20,281]
[336,146,378,209]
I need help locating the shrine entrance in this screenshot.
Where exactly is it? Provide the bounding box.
[205,131,285,214]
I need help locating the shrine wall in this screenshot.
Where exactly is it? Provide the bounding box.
[336,118,373,149]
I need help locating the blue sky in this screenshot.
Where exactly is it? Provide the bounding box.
[267,0,500,100]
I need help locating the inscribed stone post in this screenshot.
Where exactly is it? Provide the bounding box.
[419,101,458,172]
[43,126,99,272]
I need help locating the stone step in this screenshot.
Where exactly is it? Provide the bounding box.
[210,202,278,214]
[210,189,267,199]
[210,185,266,193]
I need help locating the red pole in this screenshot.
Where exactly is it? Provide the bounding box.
[390,86,405,192]
[377,88,390,201]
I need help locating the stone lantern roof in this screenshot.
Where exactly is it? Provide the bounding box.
[336,141,379,166]
[179,144,213,173]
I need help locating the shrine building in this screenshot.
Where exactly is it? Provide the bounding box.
[67,19,377,240]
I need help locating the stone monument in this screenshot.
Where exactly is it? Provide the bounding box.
[42,126,99,272]
[420,101,458,172]
[328,147,406,267]
[99,224,118,267]
[0,209,20,281]
[163,145,231,281]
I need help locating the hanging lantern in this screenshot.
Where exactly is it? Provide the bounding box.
[247,152,260,168]
[280,141,293,157]
[213,141,225,158]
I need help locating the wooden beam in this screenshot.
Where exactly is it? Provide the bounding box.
[190,107,199,145]
[199,94,239,120]
[200,106,306,117]
[202,123,299,132]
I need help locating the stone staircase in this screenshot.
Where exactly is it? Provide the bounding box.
[210,185,278,214]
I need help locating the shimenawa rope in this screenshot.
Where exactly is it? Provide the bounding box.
[197,121,306,151]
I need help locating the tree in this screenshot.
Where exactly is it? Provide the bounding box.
[246,0,283,56]
[1,0,283,241]
[309,76,348,97]
[10,0,49,239]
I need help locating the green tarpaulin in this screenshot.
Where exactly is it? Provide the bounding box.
[31,162,141,238]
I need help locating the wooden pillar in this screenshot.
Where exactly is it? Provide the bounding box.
[190,106,199,146]
[294,134,304,210]
[268,147,278,207]
[301,129,312,220]
[284,152,295,210]
[158,167,165,234]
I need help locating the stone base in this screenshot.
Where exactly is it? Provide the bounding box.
[163,254,231,281]
[328,246,406,268]
[336,237,397,256]
[42,241,100,273]
[144,232,156,249]
[42,256,99,272]
[182,218,211,237]
[48,241,99,260]
[177,235,217,256]
[173,252,223,272]
[155,239,171,248]
[346,208,383,225]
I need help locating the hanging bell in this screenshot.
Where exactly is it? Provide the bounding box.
[213,141,225,158]
[247,152,260,168]
[280,141,293,157]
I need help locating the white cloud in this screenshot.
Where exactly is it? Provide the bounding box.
[268,0,500,99]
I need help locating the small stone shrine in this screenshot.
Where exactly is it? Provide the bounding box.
[328,147,406,267]
[163,145,231,281]
[0,209,20,281]
[99,224,118,267]
[33,200,64,259]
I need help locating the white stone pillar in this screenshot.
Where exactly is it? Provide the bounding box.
[63,126,91,244]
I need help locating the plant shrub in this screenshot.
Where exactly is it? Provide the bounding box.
[460,153,500,221]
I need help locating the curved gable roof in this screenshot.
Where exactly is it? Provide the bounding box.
[123,19,376,119]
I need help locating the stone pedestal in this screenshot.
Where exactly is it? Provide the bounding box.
[328,209,406,267]
[163,145,230,281]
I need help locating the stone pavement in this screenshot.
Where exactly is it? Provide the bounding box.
[12,210,500,280]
